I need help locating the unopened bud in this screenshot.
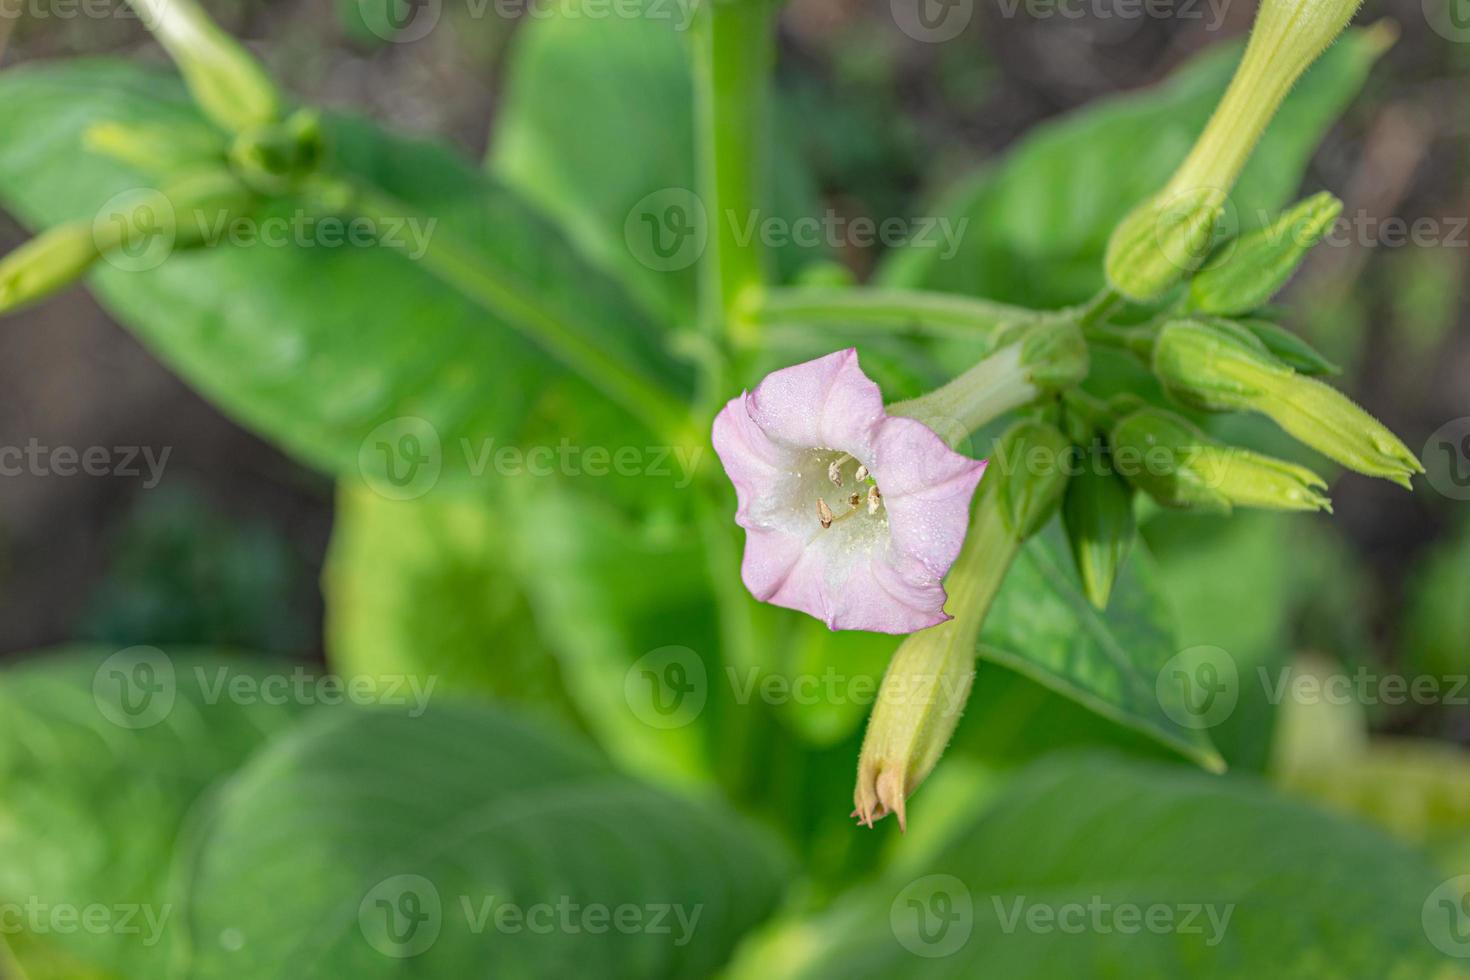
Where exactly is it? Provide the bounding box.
[1153,319,1421,487]
[854,490,1014,831]
[1111,407,1331,514]
[1104,0,1364,300]
[992,420,1073,541]
[1009,318,1090,392]
[0,222,103,314]
[1062,462,1136,610]
[1190,192,1343,316]
[128,0,282,134]
[229,109,325,195]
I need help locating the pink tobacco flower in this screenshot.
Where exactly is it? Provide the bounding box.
[711,349,988,634]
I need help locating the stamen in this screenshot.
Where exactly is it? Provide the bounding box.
[855,464,869,483]
[867,485,882,515]
[848,492,861,507]
[827,460,843,487]
[817,498,834,529]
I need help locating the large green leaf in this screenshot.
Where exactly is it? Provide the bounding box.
[491,0,825,327]
[0,648,304,979]
[322,484,576,718]
[979,525,1224,772]
[0,59,690,487]
[174,702,788,979]
[878,27,1390,308]
[737,753,1465,979]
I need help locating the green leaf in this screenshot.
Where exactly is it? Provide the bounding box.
[0,647,305,979]
[491,0,825,326]
[0,59,691,486]
[174,702,788,979]
[878,27,1390,308]
[323,484,578,718]
[748,753,1465,979]
[979,525,1224,772]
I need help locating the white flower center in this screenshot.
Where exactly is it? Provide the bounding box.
[807,450,885,534]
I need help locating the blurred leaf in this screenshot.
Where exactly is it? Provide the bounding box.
[492,0,826,326]
[0,647,304,979]
[878,27,1389,308]
[323,484,577,718]
[175,702,788,978]
[738,753,1464,979]
[978,525,1224,772]
[1403,513,1470,680]
[0,60,689,487]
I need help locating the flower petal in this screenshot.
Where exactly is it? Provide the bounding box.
[711,392,801,527]
[745,348,884,456]
[870,416,988,578]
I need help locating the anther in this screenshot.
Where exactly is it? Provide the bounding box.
[817,498,835,529]
[867,485,882,515]
[855,464,869,483]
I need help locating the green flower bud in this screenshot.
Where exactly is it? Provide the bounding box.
[1152,319,1422,487]
[854,489,1015,831]
[1008,317,1090,392]
[1062,461,1136,610]
[1190,192,1343,316]
[992,419,1073,541]
[1105,185,1227,301]
[1111,406,1331,514]
[228,109,326,195]
[1234,317,1340,376]
[1104,0,1364,300]
[0,222,104,314]
[128,0,282,134]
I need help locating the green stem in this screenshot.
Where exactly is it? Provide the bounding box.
[343,181,691,444]
[751,285,1049,343]
[693,0,775,358]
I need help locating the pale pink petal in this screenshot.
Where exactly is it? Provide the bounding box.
[711,392,801,526]
[870,416,988,578]
[824,550,951,634]
[745,348,884,457]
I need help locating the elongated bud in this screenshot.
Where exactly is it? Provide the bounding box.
[0,223,104,314]
[1062,460,1135,610]
[1190,192,1343,316]
[1153,319,1422,486]
[128,0,282,134]
[84,121,227,177]
[854,487,1015,831]
[1111,406,1331,514]
[992,419,1073,541]
[1235,318,1340,376]
[890,321,1088,439]
[229,109,325,195]
[1105,0,1364,300]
